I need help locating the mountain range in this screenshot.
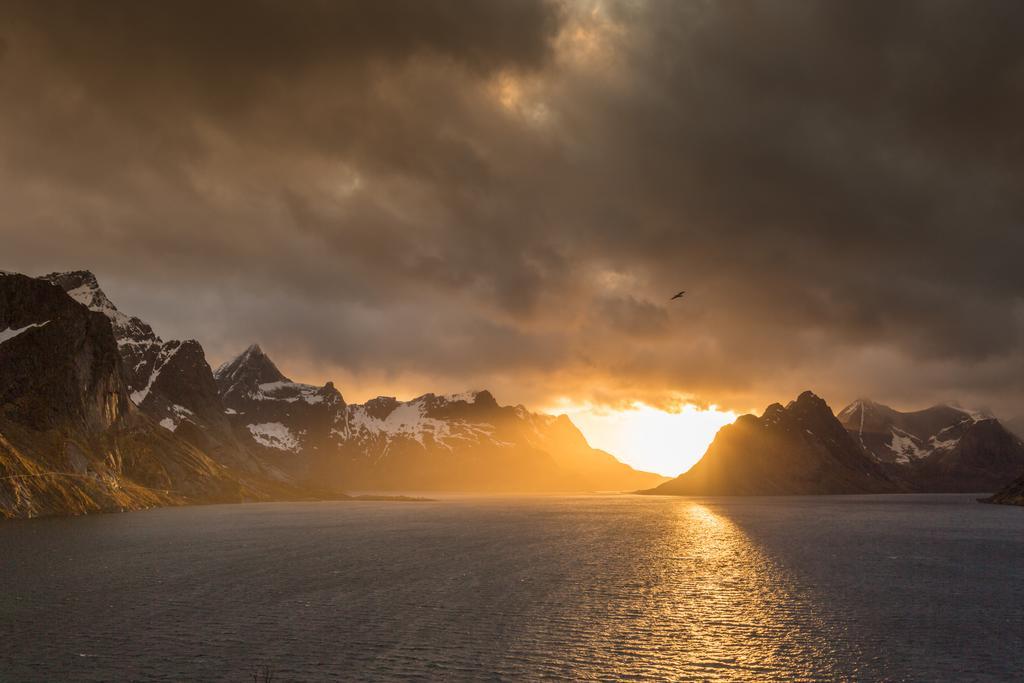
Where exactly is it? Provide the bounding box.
[3,268,1023,517]
[212,342,663,492]
[644,392,1024,500]
[0,270,665,517]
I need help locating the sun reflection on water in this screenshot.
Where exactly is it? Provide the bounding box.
[658,502,837,678]
[552,500,843,680]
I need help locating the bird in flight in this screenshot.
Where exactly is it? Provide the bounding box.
[670,290,686,300]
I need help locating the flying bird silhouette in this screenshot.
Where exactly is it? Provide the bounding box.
[670,290,686,300]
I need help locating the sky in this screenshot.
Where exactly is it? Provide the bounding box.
[2,1,1024,474]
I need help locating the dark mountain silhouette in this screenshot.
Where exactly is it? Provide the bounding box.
[642,391,900,496]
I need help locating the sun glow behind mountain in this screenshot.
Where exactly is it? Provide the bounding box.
[556,402,739,478]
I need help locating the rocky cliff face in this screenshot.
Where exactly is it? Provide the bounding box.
[837,399,1024,492]
[42,271,270,477]
[215,345,666,492]
[643,391,900,496]
[0,273,252,518]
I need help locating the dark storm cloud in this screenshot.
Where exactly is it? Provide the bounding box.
[1,0,1023,416]
[2,0,557,85]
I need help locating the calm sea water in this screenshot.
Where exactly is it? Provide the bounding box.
[1,494,1022,681]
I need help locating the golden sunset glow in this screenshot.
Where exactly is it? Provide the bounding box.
[557,402,739,477]
[2,3,1020,681]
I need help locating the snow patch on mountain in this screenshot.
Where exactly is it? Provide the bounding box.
[247,422,300,452]
[926,421,971,452]
[130,343,181,405]
[158,404,196,432]
[52,272,160,344]
[888,427,926,464]
[66,282,122,319]
[252,381,327,405]
[214,344,288,401]
[338,395,502,449]
[346,403,445,446]
[838,398,1009,468]
[0,321,49,345]
[443,391,481,404]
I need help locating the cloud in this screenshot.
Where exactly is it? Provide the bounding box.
[1,1,1023,417]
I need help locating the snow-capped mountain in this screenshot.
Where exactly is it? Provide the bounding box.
[644,391,900,496]
[837,399,986,465]
[214,344,667,491]
[0,268,663,515]
[837,399,1024,492]
[0,273,254,517]
[215,344,344,462]
[41,271,267,475]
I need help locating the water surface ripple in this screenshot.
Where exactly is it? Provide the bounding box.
[1,494,1022,680]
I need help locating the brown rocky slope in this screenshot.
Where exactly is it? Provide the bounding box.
[0,273,261,518]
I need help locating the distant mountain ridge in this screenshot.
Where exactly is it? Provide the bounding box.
[214,344,666,492]
[837,398,989,465]
[836,399,1024,493]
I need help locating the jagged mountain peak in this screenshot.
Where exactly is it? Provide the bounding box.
[795,389,825,404]
[406,389,495,406]
[762,391,835,427]
[43,270,117,316]
[761,402,787,424]
[41,270,159,344]
[31,271,266,474]
[765,392,852,448]
[467,389,498,407]
[42,269,100,289]
[353,390,500,422]
[838,397,883,415]
[787,390,833,416]
[215,343,290,387]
